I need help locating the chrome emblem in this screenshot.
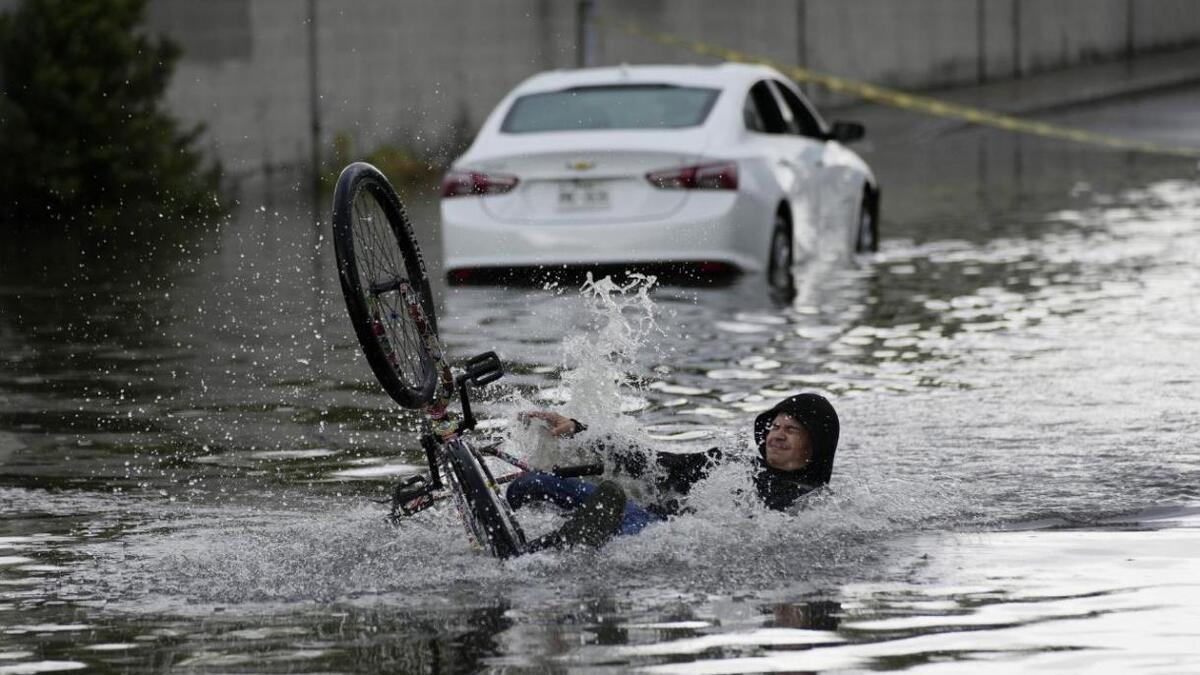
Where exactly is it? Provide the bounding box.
[567,159,595,171]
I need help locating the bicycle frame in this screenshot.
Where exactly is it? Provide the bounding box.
[371,274,601,552]
[334,162,603,557]
[385,439,604,522]
[375,279,498,547]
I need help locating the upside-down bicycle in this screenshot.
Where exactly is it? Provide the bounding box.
[330,162,601,559]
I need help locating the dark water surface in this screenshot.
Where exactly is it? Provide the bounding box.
[3,88,1200,673]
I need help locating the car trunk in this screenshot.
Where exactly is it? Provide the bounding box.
[470,141,708,225]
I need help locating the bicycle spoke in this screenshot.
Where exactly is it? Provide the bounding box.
[349,187,430,390]
[334,162,524,557]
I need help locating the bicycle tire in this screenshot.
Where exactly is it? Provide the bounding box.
[446,439,526,559]
[332,162,439,409]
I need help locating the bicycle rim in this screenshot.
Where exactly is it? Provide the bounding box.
[446,439,526,559]
[332,162,439,408]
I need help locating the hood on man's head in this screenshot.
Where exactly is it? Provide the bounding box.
[754,393,839,485]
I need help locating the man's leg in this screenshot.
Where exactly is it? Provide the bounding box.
[617,501,661,535]
[508,473,662,551]
[523,480,627,552]
[507,471,595,511]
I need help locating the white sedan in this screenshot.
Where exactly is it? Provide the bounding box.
[440,63,878,285]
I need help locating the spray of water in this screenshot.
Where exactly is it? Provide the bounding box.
[502,273,662,469]
[64,272,970,611]
[558,273,660,424]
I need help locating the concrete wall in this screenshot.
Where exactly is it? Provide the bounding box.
[5,0,1196,182]
[316,1,577,167]
[1016,0,1128,74]
[141,0,582,180]
[145,1,313,178]
[803,0,983,90]
[1131,0,1200,49]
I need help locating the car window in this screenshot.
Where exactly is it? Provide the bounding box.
[743,94,767,132]
[771,80,824,139]
[746,81,787,134]
[500,84,720,133]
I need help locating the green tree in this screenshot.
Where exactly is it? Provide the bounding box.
[0,0,221,226]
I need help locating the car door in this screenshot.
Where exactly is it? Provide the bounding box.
[773,80,860,251]
[744,80,821,260]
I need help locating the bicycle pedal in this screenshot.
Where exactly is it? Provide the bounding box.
[398,492,435,516]
[463,351,503,387]
[389,475,429,515]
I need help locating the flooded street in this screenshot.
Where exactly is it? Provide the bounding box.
[3,84,1200,673]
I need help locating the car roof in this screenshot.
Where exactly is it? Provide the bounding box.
[510,63,785,95]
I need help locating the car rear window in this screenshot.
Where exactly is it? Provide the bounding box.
[500,84,720,133]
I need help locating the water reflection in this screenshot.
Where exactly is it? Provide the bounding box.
[770,600,842,633]
[3,88,1200,672]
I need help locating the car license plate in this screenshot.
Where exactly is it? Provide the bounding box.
[557,180,609,211]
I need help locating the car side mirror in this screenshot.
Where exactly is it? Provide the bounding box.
[827,121,865,144]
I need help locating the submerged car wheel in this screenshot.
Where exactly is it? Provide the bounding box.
[767,212,793,289]
[855,193,880,253]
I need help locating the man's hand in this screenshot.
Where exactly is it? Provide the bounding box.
[520,411,580,438]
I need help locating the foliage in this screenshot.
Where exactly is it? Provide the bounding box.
[324,132,441,196]
[0,0,222,226]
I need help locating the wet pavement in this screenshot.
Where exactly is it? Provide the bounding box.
[3,70,1200,672]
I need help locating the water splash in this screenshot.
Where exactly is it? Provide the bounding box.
[500,273,663,467]
[44,260,997,615]
[558,273,661,428]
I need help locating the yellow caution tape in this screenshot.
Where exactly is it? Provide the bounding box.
[601,19,1200,159]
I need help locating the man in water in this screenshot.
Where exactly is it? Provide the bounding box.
[511,393,840,552]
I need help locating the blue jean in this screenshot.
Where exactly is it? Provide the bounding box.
[506,472,663,536]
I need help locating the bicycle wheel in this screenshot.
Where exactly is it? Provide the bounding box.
[332,162,439,409]
[446,439,526,559]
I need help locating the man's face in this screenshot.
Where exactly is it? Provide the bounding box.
[764,412,813,471]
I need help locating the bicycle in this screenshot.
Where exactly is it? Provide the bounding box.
[330,162,601,559]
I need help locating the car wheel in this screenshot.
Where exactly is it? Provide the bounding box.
[855,193,879,253]
[767,212,793,289]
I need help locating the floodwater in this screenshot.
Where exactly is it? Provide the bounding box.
[3,86,1200,673]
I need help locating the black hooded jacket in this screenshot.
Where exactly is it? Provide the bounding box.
[601,393,840,514]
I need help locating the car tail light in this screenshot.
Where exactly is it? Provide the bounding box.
[441,170,519,198]
[646,161,738,190]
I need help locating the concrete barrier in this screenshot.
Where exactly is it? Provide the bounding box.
[5,0,1196,183]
